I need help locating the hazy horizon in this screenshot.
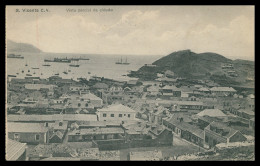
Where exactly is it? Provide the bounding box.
[6,6,254,61]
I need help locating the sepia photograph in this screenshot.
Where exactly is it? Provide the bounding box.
[5,5,254,161]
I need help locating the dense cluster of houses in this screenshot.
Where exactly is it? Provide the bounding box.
[6,73,254,160]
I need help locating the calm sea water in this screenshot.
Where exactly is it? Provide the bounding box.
[6,52,163,82]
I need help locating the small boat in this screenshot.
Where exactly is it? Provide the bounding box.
[68,70,71,72]
[55,73,59,76]
[16,73,19,75]
[32,67,40,69]
[21,70,24,73]
[42,62,51,66]
[63,69,68,74]
[69,61,80,67]
[28,70,30,72]
[88,72,91,74]
[8,75,16,77]
[26,74,32,76]
[25,62,28,66]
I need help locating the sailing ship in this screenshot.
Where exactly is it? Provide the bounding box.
[78,56,90,60]
[7,54,24,59]
[69,61,80,67]
[115,57,130,65]
[44,57,71,63]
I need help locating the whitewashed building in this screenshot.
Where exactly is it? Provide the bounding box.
[97,104,136,121]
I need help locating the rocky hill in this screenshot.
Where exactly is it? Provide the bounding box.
[6,40,42,53]
[128,49,254,88]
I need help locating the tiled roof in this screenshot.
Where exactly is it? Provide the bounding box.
[237,109,255,116]
[68,127,124,135]
[97,104,136,113]
[205,121,238,138]
[210,87,236,92]
[53,121,68,130]
[6,139,27,161]
[81,93,102,100]
[197,109,227,117]
[7,114,98,122]
[7,122,48,133]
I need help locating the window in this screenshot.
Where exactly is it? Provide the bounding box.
[78,103,81,107]
[205,136,209,143]
[213,139,217,146]
[14,133,19,141]
[35,134,40,141]
[103,113,107,117]
[128,114,131,118]
[111,114,114,117]
[119,114,122,117]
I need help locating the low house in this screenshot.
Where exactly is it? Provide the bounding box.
[161,85,181,97]
[98,90,124,105]
[173,101,204,110]
[126,80,138,87]
[164,70,175,78]
[197,87,211,94]
[148,106,170,125]
[49,131,65,143]
[24,84,56,91]
[196,109,227,118]
[92,83,109,90]
[108,86,123,92]
[122,122,150,140]
[146,85,161,96]
[97,104,136,121]
[7,122,49,144]
[148,125,173,146]
[163,114,204,147]
[210,87,237,96]
[204,121,247,149]
[67,93,103,108]
[67,127,125,142]
[69,84,89,92]
[7,114,98,123]
[6,139,27,161]
[232,108,255,120]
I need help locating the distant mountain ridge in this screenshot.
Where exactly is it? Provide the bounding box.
[7,40,42,53]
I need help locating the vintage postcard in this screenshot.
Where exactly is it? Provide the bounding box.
[5,5,254,161]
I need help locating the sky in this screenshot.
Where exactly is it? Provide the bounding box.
[6,6,254,60]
